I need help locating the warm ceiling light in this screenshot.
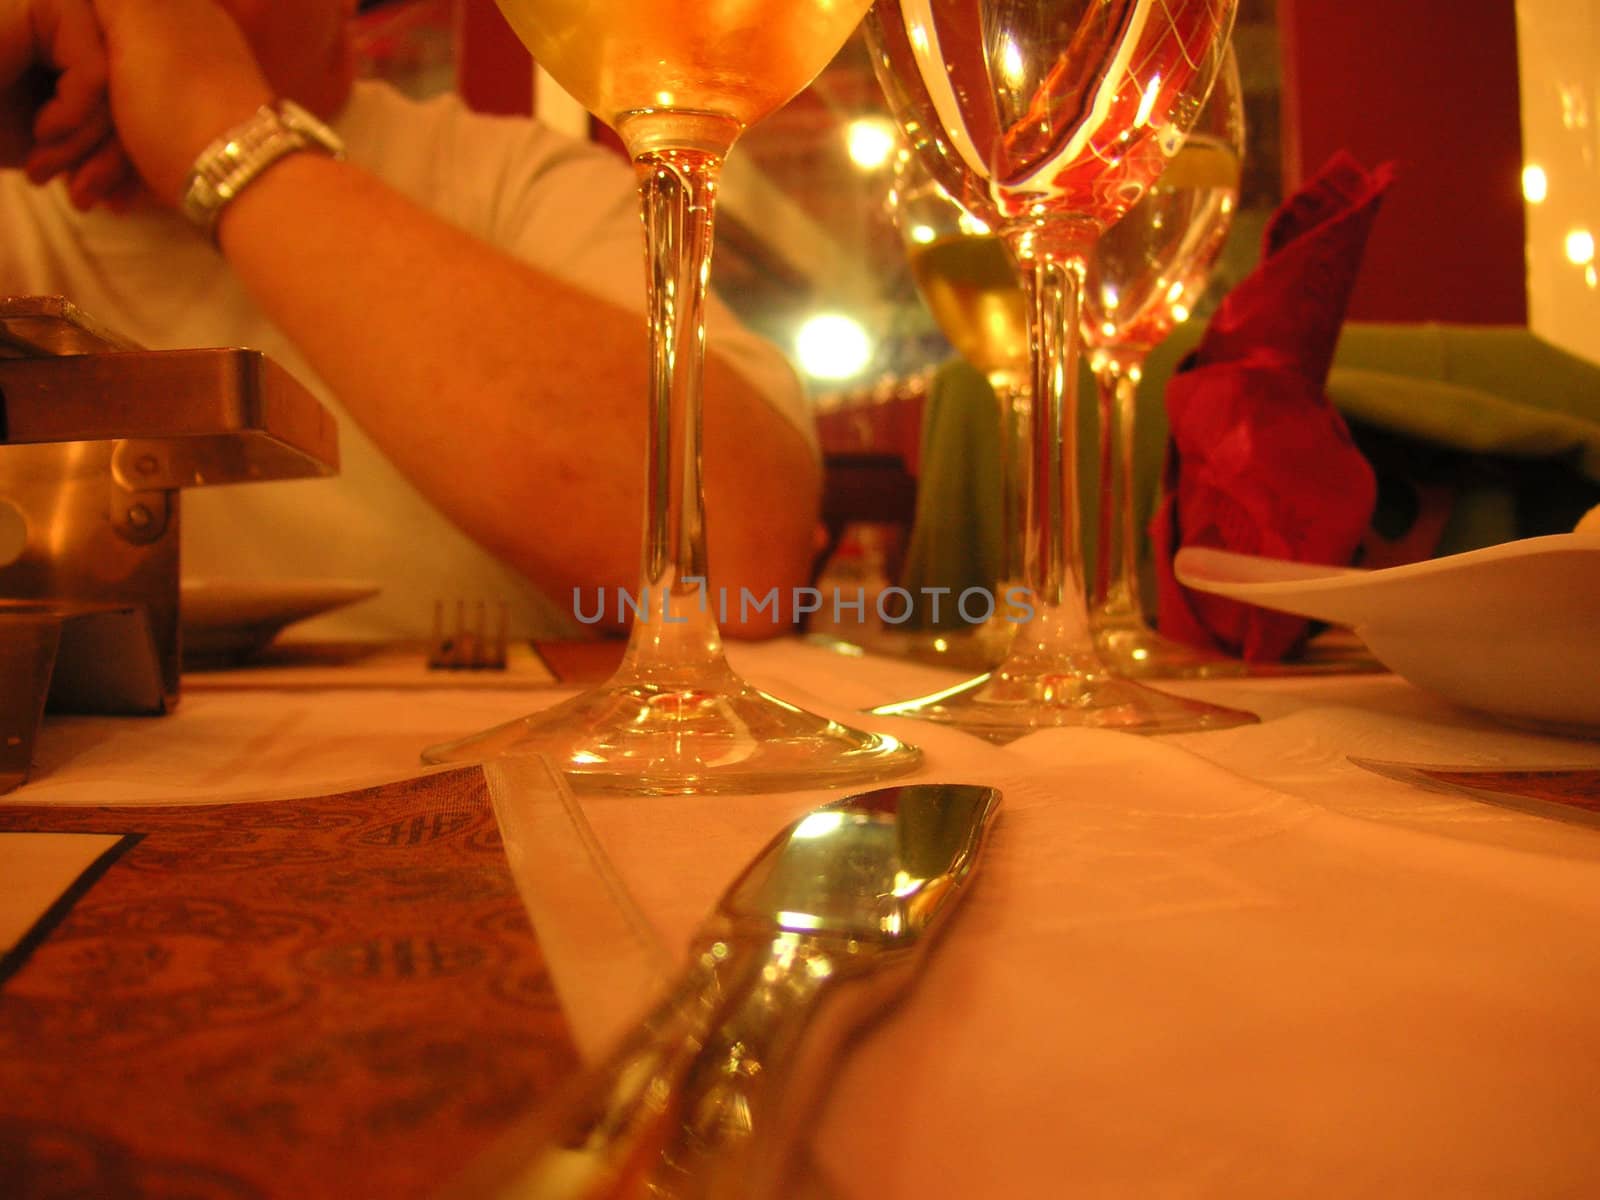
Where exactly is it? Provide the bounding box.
[795,314,874,381]
[846,117,898,170]
[1564,228,1595,265]
[1522,163,1549,204]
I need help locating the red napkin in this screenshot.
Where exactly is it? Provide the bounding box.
[1150,151,1396,660]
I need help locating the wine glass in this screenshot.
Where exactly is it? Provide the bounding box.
[863,0,1257,740]
[890,147,1029,664]
[424,0,922,792]
[1083,47,1245,679]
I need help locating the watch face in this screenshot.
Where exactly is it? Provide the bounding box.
[279,100,344,156]
[180,102,344,237]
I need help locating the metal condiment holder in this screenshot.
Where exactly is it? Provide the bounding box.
[0,296,338,791]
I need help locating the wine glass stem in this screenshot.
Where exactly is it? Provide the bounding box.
[1016,250,1096,654]
[621,148,729,684]
[986,371,1030,590]
[1091,357,1148,622]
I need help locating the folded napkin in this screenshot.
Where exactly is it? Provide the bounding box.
[1152,152,1395,660]
[13,686,562,807]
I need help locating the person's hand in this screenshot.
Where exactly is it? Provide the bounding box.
[89,0,273,205]
[0,0,135,209]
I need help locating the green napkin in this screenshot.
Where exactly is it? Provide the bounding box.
[1326,325,1600,553]
[1328,366,1600,474]
[897,360,1004,628]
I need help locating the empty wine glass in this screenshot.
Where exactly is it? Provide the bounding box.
[1083,46,1245,678]
[863,0,1256,740]
[424,0,922,791]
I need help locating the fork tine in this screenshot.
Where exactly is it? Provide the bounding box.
[428,596,510,671]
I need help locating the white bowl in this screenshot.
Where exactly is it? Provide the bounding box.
[1175,534,1600,736]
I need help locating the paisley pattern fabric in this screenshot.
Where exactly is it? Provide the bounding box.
[0,767,577,1199]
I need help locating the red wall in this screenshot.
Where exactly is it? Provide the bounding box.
[1278,0,1526,324]
[455,0,531,115]
[454,0,625,155]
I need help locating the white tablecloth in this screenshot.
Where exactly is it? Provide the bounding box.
[8,639,1600,1196]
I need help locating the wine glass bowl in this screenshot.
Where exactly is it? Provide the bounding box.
[495,0,874,155]
[1082,47,1245,678]
[987,5,1228,232]
[424,0,923,791]
[863,0,1256,739]
[873,1,1236,230]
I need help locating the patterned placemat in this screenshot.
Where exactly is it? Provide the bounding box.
[0,767,579,1199]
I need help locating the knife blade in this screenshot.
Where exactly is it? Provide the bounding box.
[444,781,1000,1200]
[1350,757,1600,830]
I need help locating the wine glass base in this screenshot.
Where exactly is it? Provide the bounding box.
[870,662,1258,744]
[1094,620,1246,680]
[422,675,923,795]
[807,623,1008,672]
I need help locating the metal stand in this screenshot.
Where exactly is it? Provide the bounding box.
[0,296,338,791]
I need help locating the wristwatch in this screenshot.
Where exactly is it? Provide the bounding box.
[179,99,345,241]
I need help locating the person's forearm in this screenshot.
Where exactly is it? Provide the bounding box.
[214,151,820,637]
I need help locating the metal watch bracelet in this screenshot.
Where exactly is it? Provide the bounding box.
[179,99,344,242]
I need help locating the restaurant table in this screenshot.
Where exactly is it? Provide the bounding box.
[4,636,1600,1198]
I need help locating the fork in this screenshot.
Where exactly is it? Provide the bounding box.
[428,598,509,670]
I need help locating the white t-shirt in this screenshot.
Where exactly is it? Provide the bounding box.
[0,81,811,639]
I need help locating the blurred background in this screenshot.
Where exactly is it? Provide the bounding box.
[356,0,1284,401]
[353,0,1573,393]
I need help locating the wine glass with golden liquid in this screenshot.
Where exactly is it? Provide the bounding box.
[424,0,922,791]
[864,0,1256,739]
[891,147,1029,664]
[1083,46,1245,678]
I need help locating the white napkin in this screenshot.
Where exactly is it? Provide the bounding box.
[487,642,1600,1198]
[0,832,125,959]
[13,686,561,806]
